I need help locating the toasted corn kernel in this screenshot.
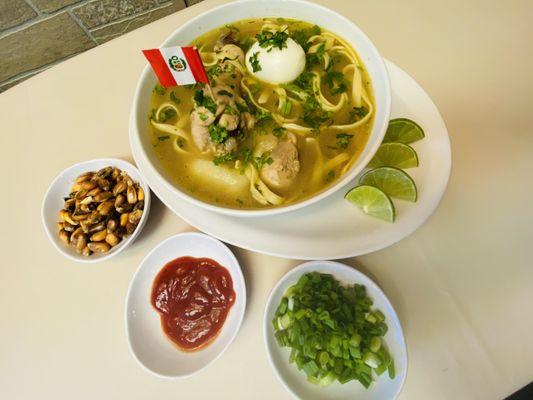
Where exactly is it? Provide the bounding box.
[87,242,110,253]
[105,233,119,247]
[120,213,129,227]
[90,230,107,242]
[127,186,137,204]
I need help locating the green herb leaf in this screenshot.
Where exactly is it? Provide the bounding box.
[250,52,262,72]
[272,126,286,137]
[213,152,235,165]
[307,43,325,67]
[217,89,234,98]
[324,70,348,94]
[336,133,353,149]
[194,89,217,114]
[158,107,177,123]
[290,25,321,52]
[208,124,229,144]
[253,151,274,170]
[349,106,368,122]
[153,83,166,96]
[255,29,289,51]
[169,91,181,105]
[158,135,170,141]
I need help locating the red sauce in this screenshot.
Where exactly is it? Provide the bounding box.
[151,256,236,351]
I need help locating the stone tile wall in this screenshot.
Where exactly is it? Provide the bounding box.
[0,0,204,92]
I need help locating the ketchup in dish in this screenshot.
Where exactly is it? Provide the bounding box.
[151,256,236,351]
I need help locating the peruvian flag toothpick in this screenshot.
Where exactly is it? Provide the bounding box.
[142,46,209,87]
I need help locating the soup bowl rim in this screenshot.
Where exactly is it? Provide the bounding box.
[130,0,391,217]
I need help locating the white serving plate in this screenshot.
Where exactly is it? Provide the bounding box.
[130,60,451,259]
[41,158,151,263]
[125,232,246,378]
[264,261,407,400]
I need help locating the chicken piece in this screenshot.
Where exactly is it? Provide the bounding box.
[214,32,237,52]
[213,137,237,155]
[218,44,245,65]
[219,113,239,131]
[240,112,256,130]
[190,107,215,152]
[191,106,215,126]
[260,140,300,190]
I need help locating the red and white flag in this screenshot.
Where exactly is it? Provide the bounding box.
[142,46,209,87]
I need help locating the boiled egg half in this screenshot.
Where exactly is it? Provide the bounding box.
[245,38,306,84]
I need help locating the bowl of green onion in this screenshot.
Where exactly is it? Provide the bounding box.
[263,261,407,400]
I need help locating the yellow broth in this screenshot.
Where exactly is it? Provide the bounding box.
[148,18,375,209]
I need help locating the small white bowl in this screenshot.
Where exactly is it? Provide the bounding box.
[125,232,246,379]
[41,158,151,264]
[264,261,407,400]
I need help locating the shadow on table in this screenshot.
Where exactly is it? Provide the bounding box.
[229,246,255,321]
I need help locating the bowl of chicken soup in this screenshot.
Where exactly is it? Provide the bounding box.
[130,0,391,217]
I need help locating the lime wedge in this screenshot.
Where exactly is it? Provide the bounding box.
[383,118,425,144]
[345,185,395,222]
[368,143,419,169]
[359,167,417,202]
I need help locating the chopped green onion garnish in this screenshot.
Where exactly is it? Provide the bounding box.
[273,272,394,388]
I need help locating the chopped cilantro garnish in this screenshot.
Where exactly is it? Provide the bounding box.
[158,135,170,141]
[169,91,181,105]
[217,89,234,98]
[293,71,314,93]
[256,29,289,51]
[149,108,156,121]
[235,102,249,113]
[335,133,353,149]
[250,52,262,72]
[302,95,332,130]
[206,64,222,81]
[349,106,369,121]
[324,70,348,94]
[325,170,335,182]
[290,25,321,52]
[253,152,274,170]
[176,137,185,148]
[223,105,237,115]
[194,90,217,114]
[158,107,177,123]
[153,83,166,95]
[307,43,325,67]
[272,126,286,137]
[238,147,253,165]
[208,124,229,143]
[213,152,235,165]
[255,109,272,124]
[198,112,208,121]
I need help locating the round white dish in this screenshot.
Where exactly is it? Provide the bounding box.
[130,60,451,260]
[263,260,407,400]
[41,158,151,264]
[125,232,246,379]
[130,0,391,217]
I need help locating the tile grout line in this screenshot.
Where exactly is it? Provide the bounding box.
[68,9,98,45]
[23,0,42,16]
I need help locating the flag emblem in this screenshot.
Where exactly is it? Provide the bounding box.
[142,46,209,88]
[169,56,187,72]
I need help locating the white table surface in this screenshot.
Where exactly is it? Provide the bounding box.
[1,0,532,399]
